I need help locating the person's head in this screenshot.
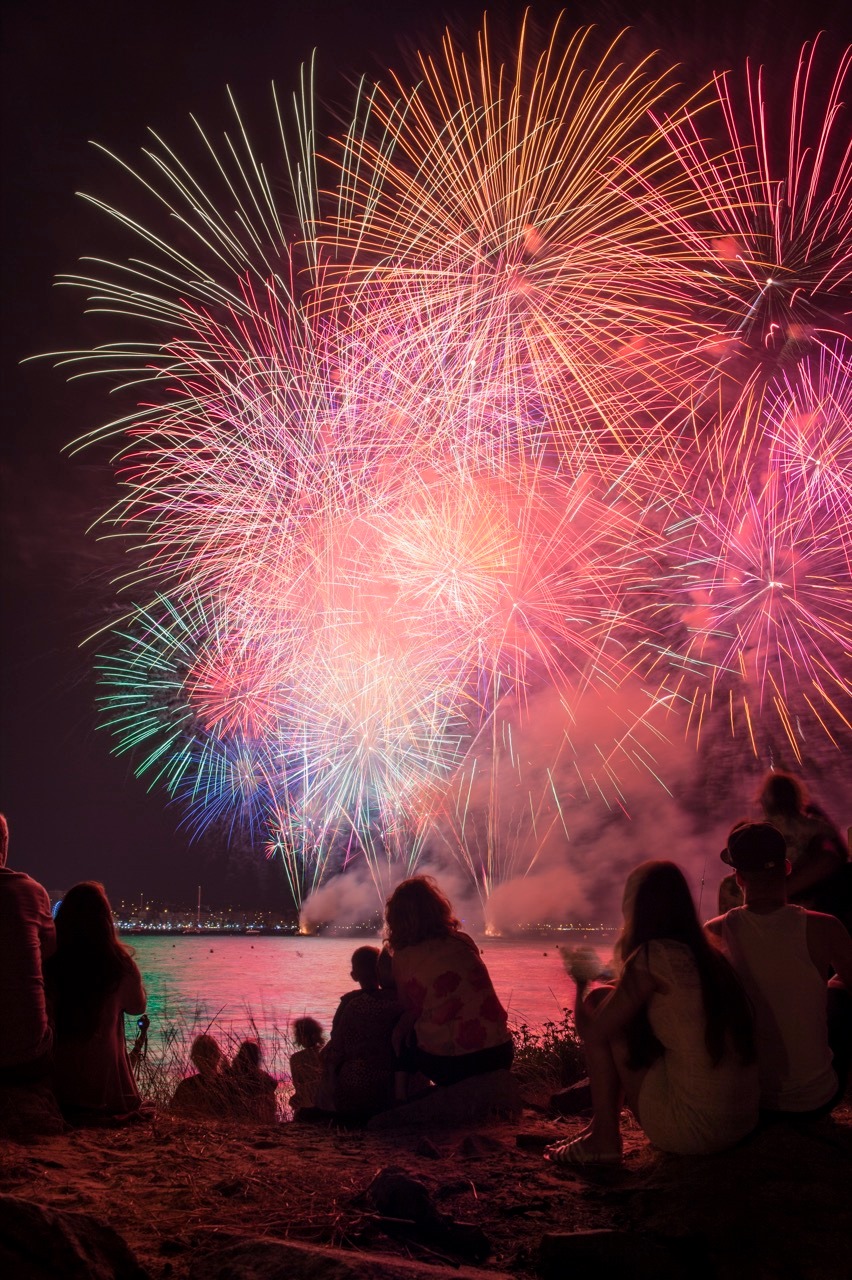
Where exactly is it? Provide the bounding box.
[384,876,460,951]
[620,861,700,954]
[759,771,806,819]
[190,1033,223,1077]
[54,881,118,951]
[44,881,131,1038]
[0,813,8,868]
[233,1039,262,1072]
[721,820,789,897]
[293,1016,324,1050]
[350,945,380,988]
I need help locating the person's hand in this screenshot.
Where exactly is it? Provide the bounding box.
[560,946,601,985]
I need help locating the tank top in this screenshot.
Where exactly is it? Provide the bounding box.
[717,906,836,1111]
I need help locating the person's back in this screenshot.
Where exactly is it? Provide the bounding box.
[623,938,759,1154]
[0,815,56,1079]
[226,1040,277,1123]
[45,882,146,1118]
[326,947,402,1118]
[710,904,837,1110]
[172,1034,230,1118]
[706,821,852,1116]
[289,1017,327,1114]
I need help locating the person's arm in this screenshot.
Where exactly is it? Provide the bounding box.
[120,957,147,1016]
[37,886,57,963]
[806,913,852,989]
[574,949,656,1043]
[391,1007,417,1054]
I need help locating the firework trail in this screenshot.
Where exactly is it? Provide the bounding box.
[55,19,852,911]
[641,38,851,364]
[326,16,714,473]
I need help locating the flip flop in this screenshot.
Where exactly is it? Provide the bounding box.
[543,1138,622,1166]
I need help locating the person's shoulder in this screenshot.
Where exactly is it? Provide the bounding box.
[454,931,481,955]
[804,907,849,935]
[704,912,726,933]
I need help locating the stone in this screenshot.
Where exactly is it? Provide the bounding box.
[364,1166,491,1264]
[454,1132,505,1159]
[0,1194,150,1280]
[413,1137,442,1159]
[549,1077,592,1116]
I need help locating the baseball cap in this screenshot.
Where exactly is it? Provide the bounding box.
[721,821,787,872]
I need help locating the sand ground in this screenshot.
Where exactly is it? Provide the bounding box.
[3,1099,851,1278]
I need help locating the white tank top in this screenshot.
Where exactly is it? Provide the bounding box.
[718,905,836,1111]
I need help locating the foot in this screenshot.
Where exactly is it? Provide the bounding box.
[543,1135,622,1166]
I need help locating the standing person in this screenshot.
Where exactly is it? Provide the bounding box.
[706,822,852,1118]
[718,773,850,923]
[324,945,402,1122]
[385,876,513,1088]
[0,813,56,1084]
[45,881,146,1120]
[545,861,758,1166]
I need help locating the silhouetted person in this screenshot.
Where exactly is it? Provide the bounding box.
[719,773,850,927]
[707,821,852,1119]
[325,945,402,1122]
[544,861,757,1165]
[227,1039,278,1122]
[45,881,146,1121]
[0,813,56,1085]
[172,1033,229,1118]
[385,877,513,1089]
[289,1017,326,1115]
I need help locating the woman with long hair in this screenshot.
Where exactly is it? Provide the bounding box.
[385,876,513,1088]
[45,881,146,1119]
[545,861,758,1165]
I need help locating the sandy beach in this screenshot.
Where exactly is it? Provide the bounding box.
[3,1097,850,1279]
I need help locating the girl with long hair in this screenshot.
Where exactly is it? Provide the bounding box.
[545,861,758,1165]
[385,876,513,1088]
[45,881,146,1119]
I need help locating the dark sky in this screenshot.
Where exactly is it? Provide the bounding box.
[2,0,849,907]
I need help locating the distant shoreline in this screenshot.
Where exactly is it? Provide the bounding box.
[119,925,619,938]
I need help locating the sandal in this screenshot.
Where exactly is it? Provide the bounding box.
[543,1137,622,1166]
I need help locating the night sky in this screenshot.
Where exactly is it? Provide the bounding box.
[2,0,849,908]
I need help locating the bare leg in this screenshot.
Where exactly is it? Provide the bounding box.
[545,989,647,1164]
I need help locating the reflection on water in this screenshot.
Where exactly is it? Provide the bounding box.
[126,933,617,1051]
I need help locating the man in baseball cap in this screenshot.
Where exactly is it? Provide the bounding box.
[721,821,789,874]
[706,819,852,1118]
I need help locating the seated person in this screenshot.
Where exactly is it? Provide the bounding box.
[385,877,514,1088]
[171,1034,229,1118]
[544,861,758,1165]
[289,1017,326,1115]
[324,946,402,1121]
[226,1039,278,1123]
[45,881,146,1121]
[706,821,852,1118]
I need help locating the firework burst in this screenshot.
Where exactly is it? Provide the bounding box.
[53,18,851,910]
